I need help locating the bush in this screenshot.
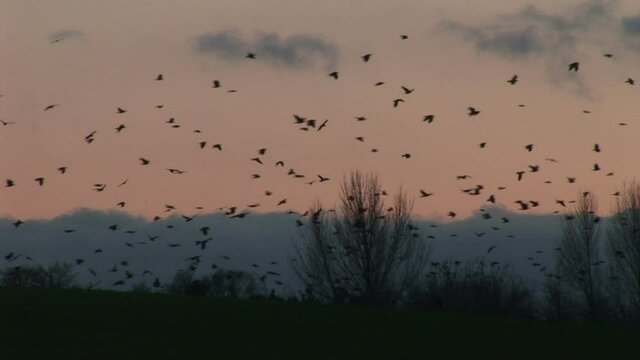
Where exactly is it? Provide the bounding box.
[0,262,76,288]
[166,268,262,299]
[410,258,534,317]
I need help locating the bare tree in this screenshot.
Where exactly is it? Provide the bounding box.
[556,192,605,321]
[607,181,640,319]
[0,261,76,288]
[292,171,431,306]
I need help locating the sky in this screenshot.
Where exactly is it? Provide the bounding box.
[3,0,640,222]
[4,0,640,290]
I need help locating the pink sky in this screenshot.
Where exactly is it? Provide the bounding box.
[2,0,640,221]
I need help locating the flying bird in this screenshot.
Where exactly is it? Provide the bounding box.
[467,107,481,117]
[568,62,580,72]
[328,71,339,79]
[361,53,372,62]
[401,86,414,94]
[507,75,518,85]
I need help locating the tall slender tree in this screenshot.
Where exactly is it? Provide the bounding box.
[292,171,431,306]
[557,192,604,321]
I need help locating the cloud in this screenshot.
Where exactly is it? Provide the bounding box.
[195,30,339,70]
[0,207,569,292]
[441,1,619,59]
[621,15,640,50]
[48,29,85,42]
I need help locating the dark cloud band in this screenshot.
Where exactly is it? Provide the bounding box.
[195,30,339,70]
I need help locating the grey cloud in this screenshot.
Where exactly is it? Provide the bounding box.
[441,1,618,59]
[0,207,567,292]
[622,15,640,34]
[48,29,85,42]
[195,30,339,70]
[621,15,640,50]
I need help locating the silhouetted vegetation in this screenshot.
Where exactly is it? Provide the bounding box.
[293,171,431,306]
[0,261,76,288]
[167,267,262,298]
[410,258,534,317]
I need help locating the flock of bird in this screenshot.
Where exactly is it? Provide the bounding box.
[1,32,637,289]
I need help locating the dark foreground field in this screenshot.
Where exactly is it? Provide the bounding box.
[0,287,638,359]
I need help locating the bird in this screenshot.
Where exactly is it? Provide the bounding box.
[318,175,330,182]
[361,53,372,62]
[212,80,221,88]
[507,75,518,85]
[139,158,151,165]
[401,153,411,159]
[34,177,45,186]
[419,190,433,198]
[5,179,15,187]
[568,62,580,72]
[317,119,328,131]
[400,34,409,39]
[328,71,339,79]
[155,74,163,81]
[525,144,534,152]
[116,107,127,114]
[467,107,481,116]
[393,99,404,108]
[44,104,58,111]
[0,119,15,126]
[487,245,497,253]
[212,144,222,151]
[593,144,601,152]
[625,78,635,85]
[423,115,435,123]
[246,52,256,59]
[401,86,414,94]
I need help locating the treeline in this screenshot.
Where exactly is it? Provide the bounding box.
[3,172,640,326]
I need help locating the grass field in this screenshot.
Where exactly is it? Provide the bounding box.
[0,286,638,359]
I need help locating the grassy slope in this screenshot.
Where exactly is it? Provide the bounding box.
[0,287,638,359]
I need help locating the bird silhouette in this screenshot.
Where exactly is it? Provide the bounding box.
[507,75,518,85]
[568,62,580,72]
[467,107,481,116]
[423,115,435,123]
[328,71,339,79]
[361,54,372,62]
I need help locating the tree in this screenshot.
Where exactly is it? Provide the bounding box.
[292,170,431,306]
[166,267,261,298]
[556,192,605,321]
[0,262,76,288]
[607,181,640,320]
